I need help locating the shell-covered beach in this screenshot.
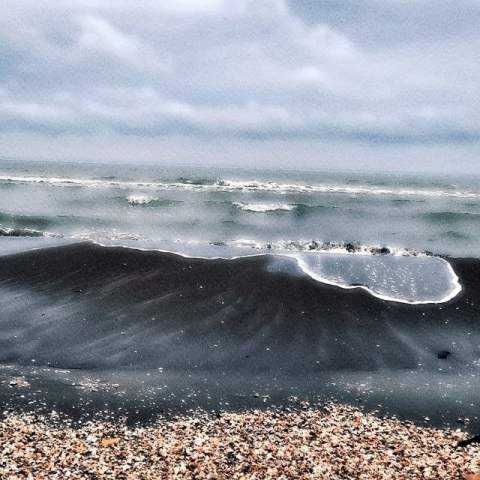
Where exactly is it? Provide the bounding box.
[2,404,479,479]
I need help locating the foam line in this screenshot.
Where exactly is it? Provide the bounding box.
[289,253,462,305]
[1,174,479,199]
[90,241,462,305]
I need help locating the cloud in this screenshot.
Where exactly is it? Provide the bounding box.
[76,15,170,72]
[0,0,479,168]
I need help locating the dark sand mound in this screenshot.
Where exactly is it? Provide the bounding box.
[0,243,479,428]
[0,242,477,372]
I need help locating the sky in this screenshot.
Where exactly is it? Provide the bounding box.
[0,0,479,172]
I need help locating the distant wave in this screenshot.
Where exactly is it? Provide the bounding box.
[127,194,159,205]
[126,195,180,207]
[234,202,295,212]
[0,226,45,237]
[233,202,337,214]
[174,176,219,186]
[1,174,480,199]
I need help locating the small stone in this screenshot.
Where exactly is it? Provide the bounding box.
[100,437,120,447]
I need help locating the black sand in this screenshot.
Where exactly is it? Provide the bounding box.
[0,243,479,430]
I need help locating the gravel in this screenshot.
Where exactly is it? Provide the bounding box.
[1,403,479,479]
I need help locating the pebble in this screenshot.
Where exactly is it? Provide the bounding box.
[0,403,479,479]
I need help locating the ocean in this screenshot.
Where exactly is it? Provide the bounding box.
[0,160,478,303]
[1,159,480,427]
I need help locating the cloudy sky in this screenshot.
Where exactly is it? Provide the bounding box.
[1,0,479,172]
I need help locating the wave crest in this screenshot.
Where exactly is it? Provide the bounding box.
[233,202,295,212]
[126,195,180,207]
[2,174,480,199]
[0,227,45,237]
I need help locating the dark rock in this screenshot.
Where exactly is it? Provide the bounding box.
[345,243,356,253]
[437,350,452,360]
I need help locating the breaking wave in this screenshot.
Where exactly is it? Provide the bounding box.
[224,239,429,257]
[1,174,480,199]
[126,195,180,207]
[83,238,457,304]
[0,227,46,237]
[234,202,296,212]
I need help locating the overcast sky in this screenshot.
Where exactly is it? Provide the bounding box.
[1,0,479,172]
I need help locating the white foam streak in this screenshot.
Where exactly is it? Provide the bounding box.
[86,238,461,305]
[234,202,295,212]
[1,175,479,199]
[127,195,158,205]
[290,254,462,305]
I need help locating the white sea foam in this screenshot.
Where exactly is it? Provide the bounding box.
[228,238,422,257]
[71,230,144,242]
[234,202,295,212]
[0,226,62,238]
[1,174,480,199]
[0,226,45,237]
[127,195,159,205]
[290,252,461,305]
[88,238,461,305]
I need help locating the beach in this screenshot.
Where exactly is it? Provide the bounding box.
[3,0,480,475]
[1,164,480,477]
[2,403,479,479]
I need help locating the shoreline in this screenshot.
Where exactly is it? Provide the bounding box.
[0,243,479,431]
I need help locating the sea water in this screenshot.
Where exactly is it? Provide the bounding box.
[0,159,477,303]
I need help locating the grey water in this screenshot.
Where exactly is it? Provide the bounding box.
[0,159,478,303]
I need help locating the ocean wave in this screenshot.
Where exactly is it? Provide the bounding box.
[126,195,180,207]
[0,226,45,237]
[225,239,428,257]
[67,231,429,258]
[71,230,144,242]
[2,174,480,198]
[127,194,159,205]
[175,176,219,186]
[0,211,53,229]
[233,202,336,214]
[233,202,296,212]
